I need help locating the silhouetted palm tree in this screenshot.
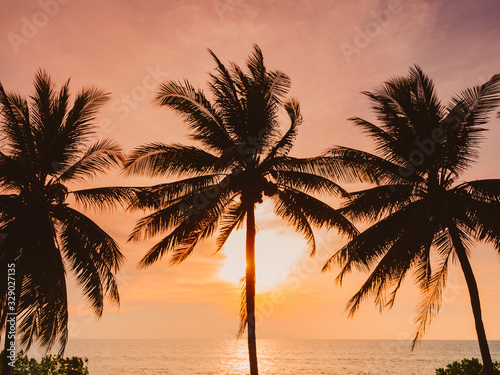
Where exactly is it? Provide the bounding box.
[323,66,500,374]
[124,45,357,375]
[0,70,129,374]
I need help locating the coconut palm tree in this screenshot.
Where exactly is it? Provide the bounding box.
[0,70,131,374]
[124,45,357,375]
[322,66,500,374]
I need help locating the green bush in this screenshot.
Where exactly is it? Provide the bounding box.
[436,358,500,375]
[0,350,89,375]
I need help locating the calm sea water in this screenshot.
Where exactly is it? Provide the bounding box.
[60,339,500,375]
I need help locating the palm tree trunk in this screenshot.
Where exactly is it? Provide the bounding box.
[245,203,258,375]
[449,226,494,375]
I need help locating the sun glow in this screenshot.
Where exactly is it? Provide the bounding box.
[218,228,307,293]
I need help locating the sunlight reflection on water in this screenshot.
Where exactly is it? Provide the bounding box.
[59,339,500,375]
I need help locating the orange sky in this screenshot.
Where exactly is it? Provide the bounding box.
[1,0,500,342]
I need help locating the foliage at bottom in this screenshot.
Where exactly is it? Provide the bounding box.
[436,358,500,375]
[0,350,89,375]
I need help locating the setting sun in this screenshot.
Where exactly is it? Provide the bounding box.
[218,228,307,293]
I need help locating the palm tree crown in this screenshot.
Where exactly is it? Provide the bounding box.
[0,70,125,356]
[323,66,500,374]
[124,45,357,375]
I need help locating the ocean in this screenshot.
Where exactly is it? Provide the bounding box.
[60,339,500,375]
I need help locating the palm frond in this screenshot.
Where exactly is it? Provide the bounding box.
[0,83,36,160]
[136,187,235,268]
[63,86,110,140]
[408,65,444,121]
[273,189,316,256]
[272,169,347,197]
[450,184,500,250]
[361,89,413,138]
[275,187,357,243]
[51,86,111,170]
[237,276,247,339]
[155,79,235,152]
[30,69,59,138]
[15,213,69,353]
[18,272,69,354]
[448,74,500,128]
[343,206,435,316]
[124,143,222,177]
[137,210,216,268]
[264,98,301,162]
[206,49,245,144]
[454,179,500,203]
[266,155,365,185]
[341,184,421,223]
[442,74,500,173]
[246,44,266,82]
[323,200,428,275]
[266,69,291,105]
[215,199,246,253]
[412,246,451,348]
[168,213,220,265]
[348,117,398,160]
[72,186,140,211]
[0,153,31,192]
[324,146,426,185]
[57,138,124,182]
[54,206,123,313]
[128,191,202,242]
[129,174,222,211]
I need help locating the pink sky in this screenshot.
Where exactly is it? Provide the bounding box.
[1,0,500,342]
